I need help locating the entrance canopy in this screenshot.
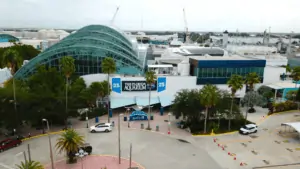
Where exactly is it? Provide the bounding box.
[281,122,300,133]
[110,96,174,109]
[266,81,297,90]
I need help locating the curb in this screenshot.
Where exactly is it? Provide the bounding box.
[192,131,238,137]
[21,130,64,141]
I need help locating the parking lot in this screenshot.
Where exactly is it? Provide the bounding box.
[195,111,300,169]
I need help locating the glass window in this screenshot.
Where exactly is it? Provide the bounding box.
[212,68,217,77]
[207,68,212,77]
[202,68,207,77]
[217,68,222,77]
[227,68,232,77]
[198,68,203,77]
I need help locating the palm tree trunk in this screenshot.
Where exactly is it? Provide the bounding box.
[245,94,250,124]
[107,74,110,123]
[228,97,233,131]
[65,77,68,128]
[12,76,18,127]
[204,107,208,133]
[147,84,152,129]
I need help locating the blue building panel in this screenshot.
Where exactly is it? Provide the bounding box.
[197,78,263,85]
[197,60,266,68]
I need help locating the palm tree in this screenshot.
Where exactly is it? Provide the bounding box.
[102,57,116,123]
[227,74,244,131]
[2,49,22,126]
[245,72,260,91]
[59,56,75,127]
[200,84,220,133]
[16,160,44,169]
[55,129,84,163]
[291,66,300,88]
[145,70,157,130]
[245,72,260,122]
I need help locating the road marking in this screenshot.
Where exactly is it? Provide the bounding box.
[0,163,14,169]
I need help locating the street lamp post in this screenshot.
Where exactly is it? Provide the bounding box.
[85,111,89,128]
[168,113,171,134]
[42,119,54,169]
[75,149,88,169]
[125,107,131,128]
[118,113,123,164]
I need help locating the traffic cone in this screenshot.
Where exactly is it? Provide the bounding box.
[214,138,216,142]
[218,144,220,147]
[234,157,236,160]
[222,146,225,150]
[228,152,231,155]
[168,131,170,135]
[240,162,243,166]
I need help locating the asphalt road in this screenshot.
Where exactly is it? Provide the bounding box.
[0,128,222,169]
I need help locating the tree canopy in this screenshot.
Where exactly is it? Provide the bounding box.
[0,65,109,129]
[0,45,40,70]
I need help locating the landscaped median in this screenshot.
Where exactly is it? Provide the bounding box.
[192,130,238,137]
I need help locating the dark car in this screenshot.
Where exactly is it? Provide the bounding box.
[0,138,22,152]
[79,143,93,155]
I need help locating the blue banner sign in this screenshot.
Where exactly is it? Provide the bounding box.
[112,78,121,94]
[157,77,166,92]
[129,111,148,121]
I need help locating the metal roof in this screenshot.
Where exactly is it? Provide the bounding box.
[282,122,300,133]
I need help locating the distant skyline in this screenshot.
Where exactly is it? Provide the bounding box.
[1,0,300,33]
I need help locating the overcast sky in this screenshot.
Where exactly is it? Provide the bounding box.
[0,0,299,33]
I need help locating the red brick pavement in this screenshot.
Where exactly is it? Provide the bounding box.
[44,155,144,169]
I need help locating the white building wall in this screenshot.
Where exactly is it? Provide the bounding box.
[263,66,285,84]
[82,74,247,99]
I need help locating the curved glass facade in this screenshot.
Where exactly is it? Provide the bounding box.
[0,34,19,42]
[14,25,144,79]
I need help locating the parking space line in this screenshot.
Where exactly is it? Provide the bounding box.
[0,163,13,169]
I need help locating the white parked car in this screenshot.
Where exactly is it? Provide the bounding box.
[90,123,112,133]
[239,124,258,135]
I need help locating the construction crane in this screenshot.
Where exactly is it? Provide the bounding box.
[183,8,190,44]
[110,6,120,26]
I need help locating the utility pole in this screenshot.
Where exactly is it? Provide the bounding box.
[23,151,28,169]
[129,143,132,168]
[118,113,121,164]
[27,144,31,162]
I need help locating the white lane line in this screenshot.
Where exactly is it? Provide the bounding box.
[0,162,14,169]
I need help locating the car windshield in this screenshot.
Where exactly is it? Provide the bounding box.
[95,123,105,127]
[242,125,250,130]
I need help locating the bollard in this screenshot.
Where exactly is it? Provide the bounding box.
[141,123,144,129]
[234,157,236,160]
[168,131,170,135]
[222,146,225,150]
[240,162,243,166]
[228,152,231,155]
[156,125,159,131]
[112,121,115,127]
[218,144,220,147]
[214,139,216,142]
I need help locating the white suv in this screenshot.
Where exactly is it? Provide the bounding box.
[239,124,258,135]
[90,123,112,133]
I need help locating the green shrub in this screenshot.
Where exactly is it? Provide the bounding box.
[273,101,297,113]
